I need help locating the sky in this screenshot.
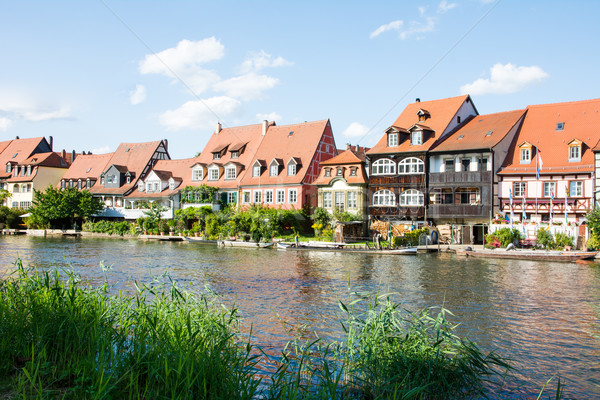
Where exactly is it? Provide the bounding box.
[1,0,599,159]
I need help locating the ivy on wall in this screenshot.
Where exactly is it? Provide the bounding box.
[180,185,219,205]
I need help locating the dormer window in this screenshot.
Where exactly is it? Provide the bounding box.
[231,151,239,159]
[126,176,131,184]
[6,164,11,173]
[69,180,73,188]
[417,109,430,121]
[270,164,278,176]
[101,176,105,185]
[556,122,565,131]
[388,132,398,147]
[349,167,357,176]
[336,167,343,176]
[324,168,331,177]
[192,167,203,181]
[138,181,145,192]
[288,163,297,176]
[208,167,219,181]
[225,165,236,180]
[411,131,422,145]
[61,180,66,189]
[26,166,31,176]
[520,148,531,163]
[169,178,176,190]
[213,153,220,160]
[86,179,91,189]
[253,165,261,177]
[568,140,582,162]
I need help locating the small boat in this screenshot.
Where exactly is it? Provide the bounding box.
[464,249,597,262]
[218,240,274,248]
[184,236,219,245]
[277,242,417,255]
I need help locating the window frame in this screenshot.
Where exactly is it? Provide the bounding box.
[347,191,357,209]
[398,157,424,175]
[208,167,220,181]
[569,181,583,197]
[568,145,581,162]
[224,165,236,180]
[410,131,422,146]
[288,188,298,204]
[513,182,527,197]
[520,148,531,163]
[371,158,396,175]
[399,189,424,207]
[372,189,396,207]
[264,190,273,204]
[543,182,556,198]
[387,132,398,147]
[276,189,285,204]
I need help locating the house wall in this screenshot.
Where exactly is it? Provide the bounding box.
[317,179,367,217]
[9,167,67,209]
[439,99,478,139]
[240,184,310,210]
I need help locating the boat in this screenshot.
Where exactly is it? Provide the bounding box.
[464,249,597,262]
[218,240,274,248]
[277,241,417,255]
[184,236,219,245]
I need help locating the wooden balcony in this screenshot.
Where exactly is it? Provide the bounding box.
[428,204,492,218]
[369,175,425,186]
[429,171,493,185]
[369,206,425,219]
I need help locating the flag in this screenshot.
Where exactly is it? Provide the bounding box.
[565,184,570,224]
[522,197,527,220]
[550,188,554,222]
[536,148,543,179]
[509,189,514,228]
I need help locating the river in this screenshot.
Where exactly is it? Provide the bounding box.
[1,235,599,398]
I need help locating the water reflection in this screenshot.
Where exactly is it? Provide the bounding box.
[0,236,599,399]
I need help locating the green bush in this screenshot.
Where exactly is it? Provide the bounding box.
[82,220,133,236]
[484,234,501,248]
[536,228,554,249]
[494,227,521,247]
[554,232,574,249]
[392,227,429,247]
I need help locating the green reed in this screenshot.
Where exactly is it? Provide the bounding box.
[0,259,563,399]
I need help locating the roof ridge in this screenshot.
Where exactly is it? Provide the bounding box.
[526,97,600,109]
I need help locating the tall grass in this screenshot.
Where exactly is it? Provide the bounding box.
[0,259,563,399]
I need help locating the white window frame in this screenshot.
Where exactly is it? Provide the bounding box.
[192,168,203,181]
[373,189,395,206]
[288,163,297,176]
[543,182,556,198]
[569,181,583,197]
[225,165,236,180]
[334,192,345,211]
[253,165,261,177]
[513,182,527,197]
[169,179,176,191]
[387,132,398,147]
[444,158,455,173]
[265,190,273,204]
[253,190,262,204]
[520,148,531,163]
[208,167,219,181]
[399,189,424,206]
[398,157,424,174]
[347,191,357,209]
[276,189,285,204]
[138,181,145,192]
[371,158,396,175]
[270,164,279,177]
[323,192,332,208]
[227,192,236,204]
[411,131,422,145]
[569,145,581,162]
[242,191,251,204]
[288,188,297,204]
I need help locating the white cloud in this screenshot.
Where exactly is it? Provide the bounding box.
[129,84,146,105]
[159,96,241,131]
[399,18,436,40]
[240,50,293,73]
[0,93,72,122]
[0,117,13,131]
[213,73,278,101]
[343,122,370,138]
[139,38,224,93]
[460,63,549,95]
[256,112,281,122]
[370,20,404,39]
[438,0,457,13]
[91,146,111,154]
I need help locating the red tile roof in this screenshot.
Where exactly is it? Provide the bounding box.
[367,95,473,155]
[430,109,526,152]
[313,147,368,186]
[320,145,369,165]
[239,119,332,186]
[498,98,600,175]
[0,137,50,179]
[61,153,113,182]
[127,158,197,199]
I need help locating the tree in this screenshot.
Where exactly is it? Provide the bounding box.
[0,189,11,206]
[28,187,104,229]
[586,207,600,249]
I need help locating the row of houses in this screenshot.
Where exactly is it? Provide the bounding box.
[1,95,600,243]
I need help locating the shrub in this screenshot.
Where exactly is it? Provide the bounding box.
[494,227,521,247]
[485,234,501,248]
[536,228,554,249]
[554,232,574,249]
[392,227,429,247]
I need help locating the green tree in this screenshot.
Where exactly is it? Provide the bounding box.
[586,207,600,249]
[28,187,104,229]
[0,189,11,206]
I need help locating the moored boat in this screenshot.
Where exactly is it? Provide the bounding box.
[184,236,219,245]
[464,249,596,262]
[218,240,274,248]
[277,242,417,255]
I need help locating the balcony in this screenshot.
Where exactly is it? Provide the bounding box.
[96,207,174,220]
[369,206,425,219]
[428,204,492,218]
[429,171,492,185]
[369,175,425,186]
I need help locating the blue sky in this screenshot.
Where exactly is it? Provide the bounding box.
[1,0,599,159]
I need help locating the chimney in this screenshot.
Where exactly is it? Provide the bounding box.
[262,120,268,136]
[72,150,76,163]
[49,136,53,151]
[416,98,421,102]
[346,143,351,150]
[62,149,66,162]
[15,136,19,139]
[163,139,168,151]
[215,122,222,134]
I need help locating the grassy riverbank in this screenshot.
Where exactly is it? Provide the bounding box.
[0,260,559,399]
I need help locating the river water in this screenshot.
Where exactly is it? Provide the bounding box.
[1,235,599,398]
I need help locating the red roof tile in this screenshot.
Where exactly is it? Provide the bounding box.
[313,147,368,186]
[61,153,113,182]
[367,95,474,155]
[127,158,197,199]
[0,137,50,179]
[430,109,526,152]
[498,98,600,175]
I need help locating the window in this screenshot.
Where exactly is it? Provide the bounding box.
[101,176,105,185]
[478,158,489,171]
[225,166,236,180]
[348,192,357,209]
[69,180,73,188]
[265,190,273,204]
[323,192,332,208]
[86,179,91,189]
[543,182,556,198]
[61,180,65,189]
[208,167,219,180]
[253,165,261,177]
[253,191,262,204]
[242,191,251,204]
[26,166,31,176]
[513,182,526,197]
[12,184,19,193]
[569,145,581,162]
[387,132,398,147]
[5,164,11,173]
[461,158,471,172]
[270,165,279,176]
[192,168,203,181]
[288,164,297,176]
[289,189,297,204]
[569,181,583,196]
[411,131,422,145]
[349,168,357,176]
[444,159,455,173]
[456,188,479,204]
[373,189,395,206]
[334,192,345,211]
[213,152,221,160]
[107,174,117,184]
[276,189,285,204]
[336,168,343,176]
[399,189,424,206]
[324,168,331,177]
[520,148,531,163]
[169,180,176,190]
[138,181,145,191]
[77,180,82,190]
[371,158,396,175]
[398,157,424,174]
[227,192,236,204]
[231,151,239,159]
[126,176,131,184]
[556,122,565,131]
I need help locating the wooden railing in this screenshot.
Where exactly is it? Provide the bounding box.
[429,171,492,184]
[428,204,492,218]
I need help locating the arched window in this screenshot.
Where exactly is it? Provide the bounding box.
[398,157,424,174]
[372,189,396,206]
[371,159,396,175]
[399,189,424,206]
